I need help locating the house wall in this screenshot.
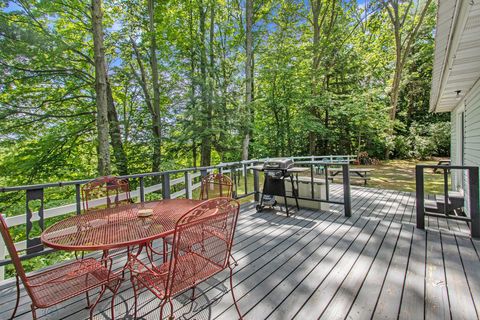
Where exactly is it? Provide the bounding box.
[464,84,480,168]
[451,110,459,189]
[451,111,457,165]
[450,81,480,217]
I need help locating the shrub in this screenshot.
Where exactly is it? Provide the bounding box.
[428,122,450,156]
[394,135,411,159]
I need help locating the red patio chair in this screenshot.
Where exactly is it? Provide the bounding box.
[158,173,234,262]
[129,198,243,320]
[200,173,233,200]
[0,214,121,320]
[81,176,132,212]
[81,176,134,261]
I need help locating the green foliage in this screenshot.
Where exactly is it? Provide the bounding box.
[394,121,450,160]
[0,0,442,187]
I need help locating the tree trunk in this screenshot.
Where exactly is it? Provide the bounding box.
[199,1,211,166]
[91,0,111,175]
[148,0,162,173]
[242,0,254,161]
[106,80,128,175]
[309,0,323,155]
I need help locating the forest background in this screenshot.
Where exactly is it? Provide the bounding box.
[0,0,449,187]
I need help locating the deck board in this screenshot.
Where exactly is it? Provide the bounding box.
[0,186,478,320]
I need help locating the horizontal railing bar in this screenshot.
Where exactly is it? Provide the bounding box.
[416,164,476,170]
[0,158,353,192]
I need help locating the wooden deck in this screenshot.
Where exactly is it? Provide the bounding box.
[1,186,480,319]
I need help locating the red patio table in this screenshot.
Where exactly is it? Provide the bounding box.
[41,199,203,252]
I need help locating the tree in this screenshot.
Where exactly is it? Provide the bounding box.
[242,0,254,160]
[91,0,111,175]
[383,0,433,156]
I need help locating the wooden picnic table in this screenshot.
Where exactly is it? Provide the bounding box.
[327,168,375,186]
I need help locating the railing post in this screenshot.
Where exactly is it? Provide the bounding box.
[324,163,329,201]
[469,167,480,238]
[444,168,449,216]
[416,165,425,230]
[342,164,351,217]
[310,164,315,199]
[0,237,4,280]
[26,188,45,254]
[162,173,171,199]
[185,172,192,199]
[253,169,260,202]
[232,167,237,198]
[244,163,248,195]
[75,184,82,215]
[139,177,145,203]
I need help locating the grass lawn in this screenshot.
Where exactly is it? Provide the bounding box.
[348,159,447,194]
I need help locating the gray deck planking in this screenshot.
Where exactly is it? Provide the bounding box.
[0,186,478,320]
[425,228,450,320]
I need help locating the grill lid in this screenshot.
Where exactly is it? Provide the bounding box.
[263,158,294,170]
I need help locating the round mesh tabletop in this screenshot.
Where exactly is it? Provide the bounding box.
[41,199,203,251]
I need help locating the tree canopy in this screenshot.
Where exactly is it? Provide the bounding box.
[0,0,448,185]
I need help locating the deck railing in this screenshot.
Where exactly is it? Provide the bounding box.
[0,156,352,280]
[415,164,480,237]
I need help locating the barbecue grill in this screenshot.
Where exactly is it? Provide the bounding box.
[255,158,300,216]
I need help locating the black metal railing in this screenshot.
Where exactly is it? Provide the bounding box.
[0,157,351,271]
[416,164,479,237]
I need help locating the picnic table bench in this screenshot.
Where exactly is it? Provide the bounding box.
[432,159,451,173]
[327,168,374,186]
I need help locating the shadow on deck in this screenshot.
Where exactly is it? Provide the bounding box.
[1,186,479,319]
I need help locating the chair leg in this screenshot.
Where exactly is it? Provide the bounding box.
[230,253,239,267]
[131,275,138,319]
[85,290,91,308]
[190,286,196,301]
[162,240,168,262]
[110,279,121,320]
[159,299,167,320]
[10,275,20,320]
[30,304,37,320]
[229,263,243,320]
[89,285,107,320]
[123,246,131,278]
[168,298,174,320]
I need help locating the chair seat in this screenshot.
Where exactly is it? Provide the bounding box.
[28,258,119,308]
[131,253,223,299]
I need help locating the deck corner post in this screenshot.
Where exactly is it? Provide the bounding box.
[342,164,351,217]
[469,167,480,238]
[415,165,425,230]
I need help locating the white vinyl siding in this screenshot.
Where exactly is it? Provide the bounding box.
[451,111,457,165]
[465,86,480,167]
